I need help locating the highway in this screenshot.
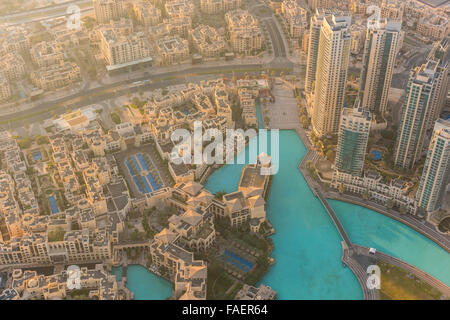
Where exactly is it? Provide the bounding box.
[0,0,294,129]
[0,0,91,24]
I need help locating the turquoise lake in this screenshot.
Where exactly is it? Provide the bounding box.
[112,265,172,300]
[116,105,449,299]
[205,130,450,299]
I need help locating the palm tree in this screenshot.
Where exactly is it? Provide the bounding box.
[362,190,369,200]
[386,198,394,209]
[399,204,408,215]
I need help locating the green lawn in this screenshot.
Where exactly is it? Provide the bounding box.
[378,261,444,300]
[207,263,237,300]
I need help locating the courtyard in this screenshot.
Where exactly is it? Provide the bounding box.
[114,143,173,198]
[266,81,300,129]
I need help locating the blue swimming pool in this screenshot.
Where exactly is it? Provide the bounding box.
[371,150,382,161]
[32,151,42,161]
[127,154,163,194]
[222,249,254,272]
[126,159,135,176]
[141,176,152,193]
[48,195,59,214]
[132,156,140,172]
[137,154,150,171]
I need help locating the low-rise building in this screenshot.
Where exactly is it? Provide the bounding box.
[30,41,64,68]
[156,36,190,65]
[165,0,195,18]
[331,170,416,214]
[189,25,226,57]
[225,10,264,55]
[281,0,308,39]
[0,73,12,101]
[133,0,162,26]
[97,22,152,71]
[31,61,81,91]
[0,53,25,81]
[200,0,242,14]
[235,284,277,300]
[417,14,449,40]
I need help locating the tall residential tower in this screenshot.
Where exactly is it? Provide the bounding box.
[359,19,402,116]
[335,104,372,176]
[416,119,450,214]
[393,62,441,169]
[305,9,328,95]
[311,14,351,137]
[424,37,450,132]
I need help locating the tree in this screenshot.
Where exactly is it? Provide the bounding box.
[36,135,49,145]
[214,191,226,200]
[399,204,408,215]
[325,150,335,162]
[301,115,310,129]
[18,138,32,149]
[386,198,394,209]
[362,190,369,200]
[338,183,344,194]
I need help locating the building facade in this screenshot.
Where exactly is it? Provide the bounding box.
[359,19,402,116]
[394,62,439,169]
[416,119,450,214]
[93,0,125,24]
[335,105,371,176]
[311,14,351,137]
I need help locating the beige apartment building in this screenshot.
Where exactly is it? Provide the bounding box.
[156,36,190,65]
[98,26,151,70]
[189,25,226,57]
[281,0,308,39]
[0,73,11,100]
[30,41,64,68]
[133,0,162,27]
[31,61,81,91]
[225,10,263,55]
[380,0,404,22]
[200,0,242,14]
[417,14,449,40]
[0,53,25,81]
[0,25,31,55]
[93,0,125,24]
[311,14,351,137]
[165,0,195,18]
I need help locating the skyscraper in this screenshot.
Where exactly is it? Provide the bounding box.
[394,62,440,169]
[305,9,328,95]
[359,19,402,117]
[424,37,449,132]
[416,118,450,214]
[311,14,351,137]
[335,103,372,176]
